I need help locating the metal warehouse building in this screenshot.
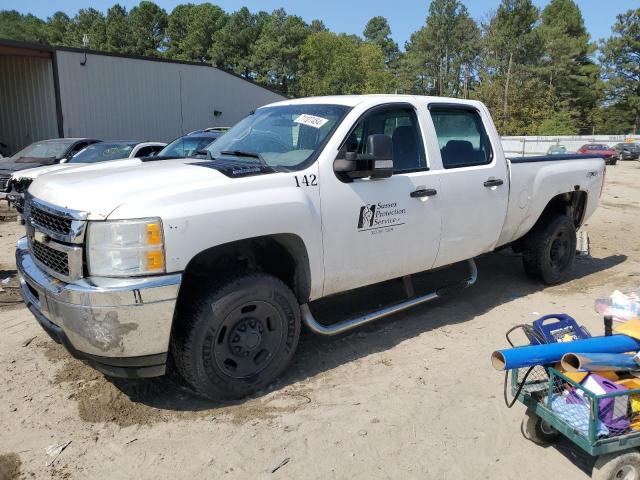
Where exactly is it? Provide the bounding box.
[0,39,286,154]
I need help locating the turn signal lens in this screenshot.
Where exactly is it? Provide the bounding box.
[146,222,162,245]
[146,250,164,270]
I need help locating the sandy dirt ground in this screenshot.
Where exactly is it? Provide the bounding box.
[1,161,640,479]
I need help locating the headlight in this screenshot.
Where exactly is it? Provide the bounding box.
[87,218,165,276]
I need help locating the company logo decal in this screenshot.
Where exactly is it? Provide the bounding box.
[357,202,406,233]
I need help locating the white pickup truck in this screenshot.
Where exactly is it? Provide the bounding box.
[16,95,605,400]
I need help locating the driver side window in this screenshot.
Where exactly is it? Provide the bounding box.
[343,107,427,173]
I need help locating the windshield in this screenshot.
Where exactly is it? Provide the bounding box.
[159,136,219,157]
[67,142,136,163]
[205,104,350,169]
[585,144,608,150]
[12,140,73,159]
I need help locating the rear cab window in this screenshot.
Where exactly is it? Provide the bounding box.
[429,106,493,169]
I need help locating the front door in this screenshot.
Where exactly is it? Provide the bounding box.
[320,103,442,296]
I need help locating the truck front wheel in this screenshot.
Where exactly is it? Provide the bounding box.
[171,273,301,400]
[522,214,576,285]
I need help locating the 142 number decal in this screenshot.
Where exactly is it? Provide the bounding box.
[294,174,318,187]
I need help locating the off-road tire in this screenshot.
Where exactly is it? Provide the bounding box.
[521,410,560,445]
[171,273,301,400]
[592,451,640,480]
[522,214,577,285]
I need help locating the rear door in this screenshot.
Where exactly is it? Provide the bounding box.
[427,104,509,268]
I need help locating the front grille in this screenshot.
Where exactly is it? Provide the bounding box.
[31,205,73,236]
[31,240,70,277]
[0,174,10,192]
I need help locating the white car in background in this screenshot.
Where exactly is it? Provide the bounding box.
[9,141,165,210]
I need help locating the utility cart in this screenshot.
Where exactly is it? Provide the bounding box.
[511,366,640,480]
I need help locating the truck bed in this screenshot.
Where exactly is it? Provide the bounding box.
[496,154,606,248]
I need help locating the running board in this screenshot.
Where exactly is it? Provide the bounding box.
[301,259,478,336]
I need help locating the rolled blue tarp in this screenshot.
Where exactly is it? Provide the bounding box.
[491,334,640,370]
[561,353,640,372]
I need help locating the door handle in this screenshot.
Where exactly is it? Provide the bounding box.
[483,178,504,187]
[410,188,437,198]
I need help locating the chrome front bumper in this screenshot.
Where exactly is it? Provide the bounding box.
[16,237,181,378]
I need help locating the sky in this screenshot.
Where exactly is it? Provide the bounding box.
[3,0,637,48]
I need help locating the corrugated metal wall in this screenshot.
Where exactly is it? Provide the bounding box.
[55,50,285,142]
[0,55,58,155]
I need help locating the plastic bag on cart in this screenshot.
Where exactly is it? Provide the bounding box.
[550,394,610,437]
[595,289,640,322]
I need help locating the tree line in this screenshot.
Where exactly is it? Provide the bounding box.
[0,0,638,135]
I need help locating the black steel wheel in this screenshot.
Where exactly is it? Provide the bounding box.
[171,273,300,400]
[523,214,577,285]
[214,300,286,379]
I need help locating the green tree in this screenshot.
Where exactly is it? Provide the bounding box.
[299,31,392,96]
[47,11,73,45]
[165,3,226,62]
[251,9,310,95]
[363,16,399,66]
[128,1,167,56]
[600,8,640,134]
[539,0,600,133]
[477,0,547,134]
[209,7,261,76]
[399,0,479,97]
[67,8,107,49]
[104,4,132,53]
[309,19,327,34]
[537,111,580,135]
[593,103,637,135]
[0,10,49,43]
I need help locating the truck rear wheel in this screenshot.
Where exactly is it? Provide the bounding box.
[171,273,301,400]
[522,214,576,285]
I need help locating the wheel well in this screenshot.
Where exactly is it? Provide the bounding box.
[176,234,311,306]
[535,190,588,230]
[510,190,587,253]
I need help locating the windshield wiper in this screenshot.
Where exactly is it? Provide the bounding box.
[220,150,273,169]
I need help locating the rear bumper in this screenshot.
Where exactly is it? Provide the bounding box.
[16,237,182,378]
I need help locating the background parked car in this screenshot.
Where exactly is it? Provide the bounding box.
[0,138,101,196]
[576,143,618,165]
[547,145,568,155]
[8,141,166,211]
[157,129,225,158]
[613,143,640,161]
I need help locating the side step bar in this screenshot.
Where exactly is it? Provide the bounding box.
[301,259,478,336]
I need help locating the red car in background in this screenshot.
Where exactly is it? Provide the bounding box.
[577,143,618,165]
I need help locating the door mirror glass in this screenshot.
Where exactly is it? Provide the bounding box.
[334,134,393,181]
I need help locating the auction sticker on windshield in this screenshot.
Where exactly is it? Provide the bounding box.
[294,114,329,129]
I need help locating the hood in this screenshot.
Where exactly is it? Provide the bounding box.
[0,157,59,174]
[28,158,275,219]
[13,158,144,181]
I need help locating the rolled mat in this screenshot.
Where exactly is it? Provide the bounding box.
[561,353,639,372]
[491,334,640,371]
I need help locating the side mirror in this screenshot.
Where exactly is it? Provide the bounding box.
[367,134,393,179]
[334,134,393,181]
